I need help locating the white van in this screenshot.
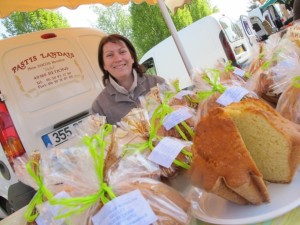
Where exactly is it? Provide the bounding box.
[248,4,284,40]
[0,27,106,217]
[140,13,255,89]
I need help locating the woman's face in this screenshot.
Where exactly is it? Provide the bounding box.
[102,40,134,83]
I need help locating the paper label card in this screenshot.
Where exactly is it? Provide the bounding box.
[92,190,157,225]
[36,191,70,225]
[233,67,246,77]
[216,86,249,106]
[163,107,192,130]
[148,137,185,168]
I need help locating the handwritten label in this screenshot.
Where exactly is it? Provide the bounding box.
[216,86,249,106]
[148,137,185,168]
[92,190,157,225]
[36,191,70,225]
[233,67,246,77]
[163,107,193,130]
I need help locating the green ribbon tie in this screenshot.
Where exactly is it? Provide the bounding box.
[24,160,54,222]
[49,124,116,220]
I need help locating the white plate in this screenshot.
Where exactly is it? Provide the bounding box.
[192,169,300,225]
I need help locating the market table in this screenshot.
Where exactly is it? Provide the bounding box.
[1,205,300,225]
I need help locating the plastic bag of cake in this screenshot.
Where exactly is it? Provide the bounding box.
[107,177,194,225]
[115,119,192,181]
[286,20,300,47]
[13,150,41,190]
[214,60,248,84]
[74,114,107,137]
[165,79,199,110]
[243,42,264,79]
[117,108,151,138]
[192,68,258,122]
[105,126,162,185]
[138,81,196,143]
[36,126,192,225]
[139,83,169,117]
[275,76,300,124]
[245,35,300,107]
[22,124,114,224]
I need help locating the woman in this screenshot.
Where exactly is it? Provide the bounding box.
[92,34,165,124]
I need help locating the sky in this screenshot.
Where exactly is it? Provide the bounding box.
[0,0,250,37]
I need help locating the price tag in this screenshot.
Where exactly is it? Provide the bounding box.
[216,86,249,106]
[92,190,157,225]
[163,107,192,130]
[148,137,185,168]
[36,191,70,225]
[233,67,246,77]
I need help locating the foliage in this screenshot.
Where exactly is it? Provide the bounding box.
[1,9,69,38]
[130,3,170,58]
[92,4,132,38]
[130,0,218,58]
[91,0,217,58]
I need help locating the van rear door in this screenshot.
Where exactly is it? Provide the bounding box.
[0,29,105,154]
[239,15,258,48]
[218,15,249,68]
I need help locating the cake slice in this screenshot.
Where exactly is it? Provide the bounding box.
[225,98,300,183]
[190,107,270,205]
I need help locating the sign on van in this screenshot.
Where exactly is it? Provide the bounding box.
[6,45,84,98]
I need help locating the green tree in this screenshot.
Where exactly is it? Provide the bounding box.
[130,3,170,58]
[92,0,217,58]
[92,4,132,38]
[188,0,219,21]
[130,0,217,57]
[1,9,69,38]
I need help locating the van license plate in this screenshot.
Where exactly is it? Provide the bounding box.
[42,119,84,148]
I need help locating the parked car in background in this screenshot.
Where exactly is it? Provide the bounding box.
[0,27,106,218]
[140,13,256,89]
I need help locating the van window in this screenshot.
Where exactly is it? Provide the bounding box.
[219,17,243,42]
[141,57,157,75]
[241,17,254,36]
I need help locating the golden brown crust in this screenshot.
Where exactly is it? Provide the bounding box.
[190,107,270,205]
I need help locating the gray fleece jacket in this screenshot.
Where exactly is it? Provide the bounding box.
[91,74,165,124]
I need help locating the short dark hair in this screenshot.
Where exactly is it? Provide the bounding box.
[98,34,145,86]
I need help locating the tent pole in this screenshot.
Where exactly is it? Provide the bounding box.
[157,0,193,78]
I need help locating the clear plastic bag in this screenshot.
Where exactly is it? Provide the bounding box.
[276,77,300,124]
[112,177,193,225]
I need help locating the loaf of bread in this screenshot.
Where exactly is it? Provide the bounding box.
[190,106,270,205]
